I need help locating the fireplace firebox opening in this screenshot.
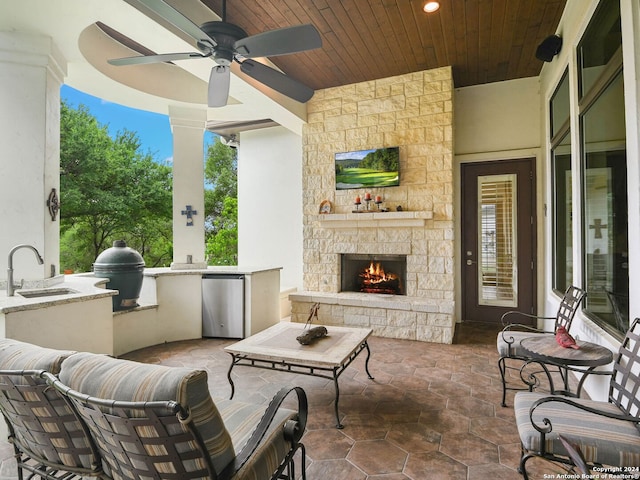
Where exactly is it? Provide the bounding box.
[341,254,407,295]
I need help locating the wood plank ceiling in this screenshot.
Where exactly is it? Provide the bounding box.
[200,0,567,89]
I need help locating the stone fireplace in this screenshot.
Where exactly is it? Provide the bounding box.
[341,254,406,295]
[290,66,456,343]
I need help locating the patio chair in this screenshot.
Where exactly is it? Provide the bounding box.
[514,317,640,479]
[45,351,308,480]
[497,285,586,406]
[0,339,102,480]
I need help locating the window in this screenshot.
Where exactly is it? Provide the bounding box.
[551,69,571,294]
[577,1,623,100]
[578,0,628,336]
[551,70,570,139]
[552,132,572,293]
[478,175,517,307]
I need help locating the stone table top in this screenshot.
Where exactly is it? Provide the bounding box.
[224,322,373,368]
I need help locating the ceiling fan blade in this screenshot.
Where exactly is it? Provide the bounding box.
[234,24,322,58]
[240,59,314,103]
[108,52,208,66]
[135,0,216,46]
[208,65,230,107]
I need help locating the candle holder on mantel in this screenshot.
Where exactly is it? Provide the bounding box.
[353,196,362,213]
[375,196,383,210]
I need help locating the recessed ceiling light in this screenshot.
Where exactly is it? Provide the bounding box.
[423,1,440,13]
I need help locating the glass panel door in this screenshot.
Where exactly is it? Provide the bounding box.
[477,174,518,307]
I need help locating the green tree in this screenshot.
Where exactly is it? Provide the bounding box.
[204,137,238,265]
[59,100,173,272]
[205,197,238,265]
[360,147,399,172]
[204,137,237,224]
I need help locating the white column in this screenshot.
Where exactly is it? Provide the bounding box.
[0,32,66,287]
[169,106,207,269]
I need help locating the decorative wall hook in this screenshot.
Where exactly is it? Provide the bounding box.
[181,205,197,226]
[46,188,60,221]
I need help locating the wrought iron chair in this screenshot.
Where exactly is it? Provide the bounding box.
[497,285,586,406]
[45,351,308,480]
[0,340,103,480]
[514,317,640,479]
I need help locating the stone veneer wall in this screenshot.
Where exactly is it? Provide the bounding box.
[292,67,455,343]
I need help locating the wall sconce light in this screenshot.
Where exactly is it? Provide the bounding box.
[220,134,239,148]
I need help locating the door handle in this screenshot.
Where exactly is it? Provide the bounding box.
[466,259,477,266]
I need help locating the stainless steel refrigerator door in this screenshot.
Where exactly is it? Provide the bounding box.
[202,275,244,338]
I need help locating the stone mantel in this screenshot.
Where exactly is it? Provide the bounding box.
[317,211,432,229]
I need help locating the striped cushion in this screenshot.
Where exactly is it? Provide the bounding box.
[497,331,552,357]
[515,392,640,467]
[58,352,235,476]
[0,338,74,374]
[0,339,96,469]
[217,399,297,480]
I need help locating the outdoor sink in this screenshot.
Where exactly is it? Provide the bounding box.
[17,288,79,298]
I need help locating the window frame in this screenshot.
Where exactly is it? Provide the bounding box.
[550,67,572,296]
[577,11,627,338]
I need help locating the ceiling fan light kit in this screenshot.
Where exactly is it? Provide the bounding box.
[208,65,231,107]
[108,0,322,107]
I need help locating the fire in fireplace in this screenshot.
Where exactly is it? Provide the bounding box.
[341,254,406,295]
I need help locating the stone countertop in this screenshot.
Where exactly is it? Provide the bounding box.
[0,275,115,314]
[0,266,283,313]
[143,266,282,277]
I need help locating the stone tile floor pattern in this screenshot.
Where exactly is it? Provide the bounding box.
[0,322,576,480]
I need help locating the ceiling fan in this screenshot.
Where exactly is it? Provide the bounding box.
[108,0,322,107]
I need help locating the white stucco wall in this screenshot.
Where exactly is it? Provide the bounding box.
[237,127,303,292]
[454,77,541,155]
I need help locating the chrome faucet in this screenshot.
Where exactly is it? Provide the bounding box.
[7,244,44,296]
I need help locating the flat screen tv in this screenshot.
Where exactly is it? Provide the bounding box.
[335,147,400,190]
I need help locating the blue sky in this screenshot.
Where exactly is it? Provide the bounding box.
[335,149,375,161]
[61,85,214,165]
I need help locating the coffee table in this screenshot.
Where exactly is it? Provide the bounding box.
[224,322,374,428]
[520,335,613,396]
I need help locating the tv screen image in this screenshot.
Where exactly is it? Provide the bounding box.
[335,147,400,190]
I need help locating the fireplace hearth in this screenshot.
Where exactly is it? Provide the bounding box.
[341,254,406,295]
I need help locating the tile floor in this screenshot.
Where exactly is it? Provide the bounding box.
[0,322,572,480]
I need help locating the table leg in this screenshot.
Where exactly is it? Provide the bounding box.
[227,353,236,400]
[332,368,343,429]
[520,360,554,393]
[575,366,598,397]
[332,341,374,429]
[562,366,569,393]
[364,341,375,380]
